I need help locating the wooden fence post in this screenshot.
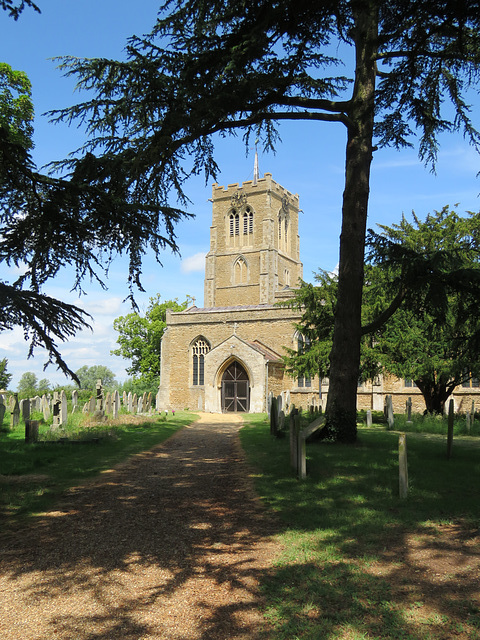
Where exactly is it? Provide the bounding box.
[399,433,408,499]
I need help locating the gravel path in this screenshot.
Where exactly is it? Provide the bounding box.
[0,414,279,640]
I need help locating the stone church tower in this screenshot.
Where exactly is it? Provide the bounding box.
[157,171,319,414]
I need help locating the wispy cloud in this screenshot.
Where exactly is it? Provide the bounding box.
[181,252,206,273]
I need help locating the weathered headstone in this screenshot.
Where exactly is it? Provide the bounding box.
[11,394,20,428]
[105,392,112,416]
[398,433,408,499]
[88,396,96,413]
[25,420,39,443]
[138,396,144,414]
[113,390,120,419]
[72,389,79,413]
[42,394,50,421]
[366,409,372,427]
[123,390,127,407]
[127,392,133,413]
[278,409,285,433]
[82,402,89,413]
[95,379,103,411]
[132,393,138,414]
[466,411,471,434]
[146,392,152,413]
[60,390,68,426]
[0,400,6,426]
[267,391,273,416]
[386,395,394,429]
[52,392,61,427]
[21,398,30,422]
[142,392,148,411]
[270,396,278,436]
[406,396,413,423]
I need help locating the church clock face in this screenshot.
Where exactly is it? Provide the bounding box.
[221,361,250,412]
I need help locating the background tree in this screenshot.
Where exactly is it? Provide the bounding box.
[40,0,480,441]
[112,295,190,387]
[286,207,480,421]
[75,365,117,391]
[0,358,12,389]
[17,370,37,395]
[1,1,39,20]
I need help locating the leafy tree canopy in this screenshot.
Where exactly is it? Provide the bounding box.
[285,206,480,421]
[17,370,37,395]
[112,294,191,386]
[0,357,12,390]
[75,365,117,391]
[2,1,480,438]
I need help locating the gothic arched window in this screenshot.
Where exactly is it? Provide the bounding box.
[243,207,254,235]
[229,210,239,236]
[192,338,210,385]
[234,256,248,284]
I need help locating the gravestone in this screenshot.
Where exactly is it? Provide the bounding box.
[386,395,395,429]
[146,392,152,413]
[60,390,68,426]
[52,392,61,427]
[96,380,103,411]
[11,394,20,428]
[25,420,39,443]
[267,391,273,416]
[0,400,5,426]
[123,391,127,407]
[88,396,96,413]
[366,409,372,427]
[398,433,408,499]
[276,394,283,415]
[42,394,50,421]
[127,392,133,413]
[270,396,278,436]
[406,396,413,423]
[113,390,120,419]
[72,389,79,413]
[138,396,144,414]
[105,391,112,416]
[82,402,89,413]
[20,398,30,422]
[142,392,148,411]
[466,411,471,434]
[132,393,138,414]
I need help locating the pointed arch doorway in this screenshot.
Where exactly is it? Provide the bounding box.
[221,361,250,412]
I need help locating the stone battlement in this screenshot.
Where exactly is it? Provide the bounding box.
[212,173,299,203]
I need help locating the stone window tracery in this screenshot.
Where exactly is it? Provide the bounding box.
[234,256,248,284]
[192,338,210,385]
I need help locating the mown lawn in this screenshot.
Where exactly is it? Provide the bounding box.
[240,414,480,640]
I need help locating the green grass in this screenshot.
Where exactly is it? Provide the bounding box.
[240,414,480,639]
[0,410,197,525]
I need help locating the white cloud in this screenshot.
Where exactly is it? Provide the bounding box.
[181,252,206,273]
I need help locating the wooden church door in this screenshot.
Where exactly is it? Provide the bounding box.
[221,361,250,412]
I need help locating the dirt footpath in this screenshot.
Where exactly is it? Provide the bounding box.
[0,414,279,640]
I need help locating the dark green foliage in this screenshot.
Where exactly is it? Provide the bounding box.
[3,0,480,430]
[0,358,12,389]
[287,207,480,416]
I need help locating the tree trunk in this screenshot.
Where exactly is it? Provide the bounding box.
[323,3,378,443]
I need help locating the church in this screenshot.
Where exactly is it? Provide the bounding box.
[157,169,480,415]
[156,170,321,413]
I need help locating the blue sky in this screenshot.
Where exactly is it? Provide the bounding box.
[1,1,479,391]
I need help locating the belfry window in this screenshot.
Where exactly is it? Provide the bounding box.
[229,211,239,236]
[243,207,253,235]
[234,256,248,284]
[192,338,210,385]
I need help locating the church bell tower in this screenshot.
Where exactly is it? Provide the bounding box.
[204,172,303,307]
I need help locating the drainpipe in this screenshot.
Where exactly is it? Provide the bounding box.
[265,361,269,413]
